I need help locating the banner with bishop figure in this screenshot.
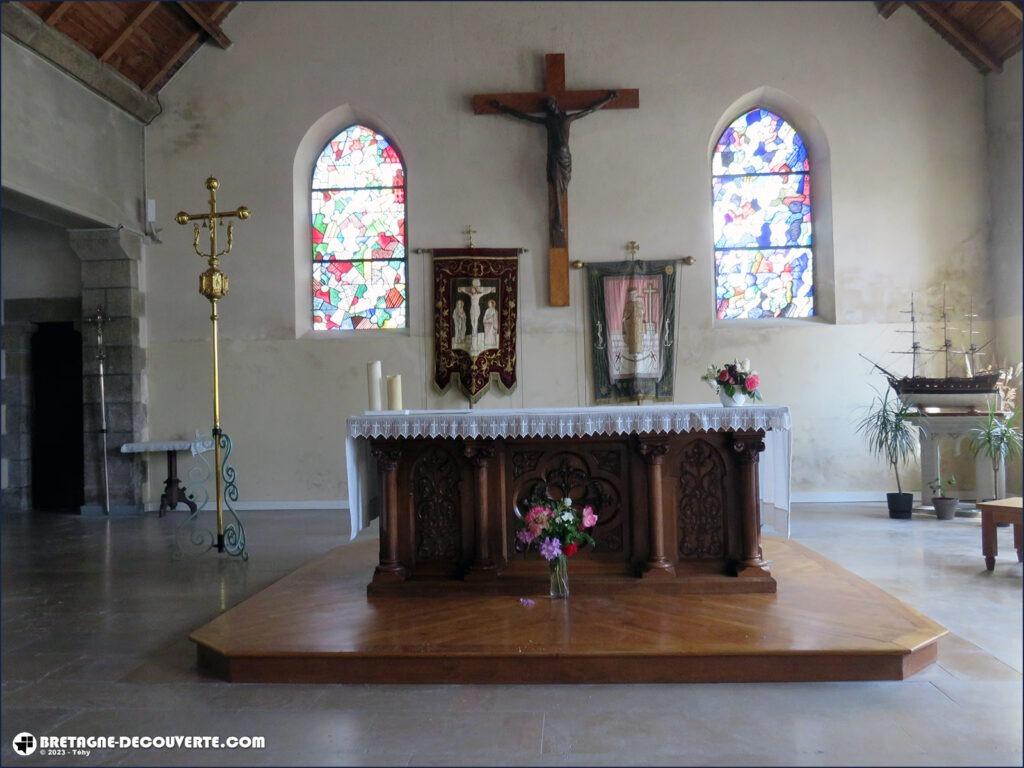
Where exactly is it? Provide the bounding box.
[586,259,677,403]
[433,248,518,403]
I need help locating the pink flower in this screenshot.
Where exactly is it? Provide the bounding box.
[527,521,544,538]
[745,374,760,391]
[718,370,729,383]
[516,529,535,544]
[582,506,598,528]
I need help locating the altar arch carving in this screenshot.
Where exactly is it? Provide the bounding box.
[411,448,463,568]
[511,447,628,554]
[678,439,727,559]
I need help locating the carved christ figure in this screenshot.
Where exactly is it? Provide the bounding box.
[457,278,493,357]
[490,92,618,242]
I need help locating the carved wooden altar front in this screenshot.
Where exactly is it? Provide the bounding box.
[367,430,774,595]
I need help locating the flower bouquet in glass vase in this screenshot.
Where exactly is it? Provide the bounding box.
[515,498,598,599]
[701,359,762,406]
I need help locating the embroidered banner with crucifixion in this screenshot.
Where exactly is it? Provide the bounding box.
[586,260,677,404]
[433,249,518,403]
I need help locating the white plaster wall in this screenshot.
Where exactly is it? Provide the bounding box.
[1,209,81,299]
[986,54,1023,366]
[143,1,990,505]
[1,36,145,230]
[985,54,1023,497]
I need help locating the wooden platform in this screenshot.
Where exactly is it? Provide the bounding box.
[191,537,946,684]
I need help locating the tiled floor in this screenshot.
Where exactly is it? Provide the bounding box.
[2,504,1021,766]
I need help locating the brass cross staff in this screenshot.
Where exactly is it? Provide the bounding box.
[175,176,251,553]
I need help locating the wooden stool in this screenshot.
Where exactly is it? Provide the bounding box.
[977,497,1022,571]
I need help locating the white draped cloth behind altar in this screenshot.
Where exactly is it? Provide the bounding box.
[345,404,793,540]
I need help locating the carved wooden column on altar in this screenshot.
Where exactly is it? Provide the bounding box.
[464,441,498,578]
[731,433,769,576]
[372,445,407,582]
[639,441,675,578]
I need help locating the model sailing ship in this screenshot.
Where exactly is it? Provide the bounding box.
[865,287,1000,407]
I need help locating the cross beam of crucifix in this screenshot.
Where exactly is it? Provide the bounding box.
[473,53,639,307]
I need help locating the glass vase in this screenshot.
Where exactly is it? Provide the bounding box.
[549,554,569,599]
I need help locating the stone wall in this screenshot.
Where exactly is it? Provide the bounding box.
[71,229,147,513]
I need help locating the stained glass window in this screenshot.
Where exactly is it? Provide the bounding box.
[311,125,406,330]
[712,108,814,319]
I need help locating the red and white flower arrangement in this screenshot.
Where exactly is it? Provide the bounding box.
[701,358,763,401]
[515,497,598,598]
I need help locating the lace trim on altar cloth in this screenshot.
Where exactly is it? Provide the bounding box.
[347,404,791,440]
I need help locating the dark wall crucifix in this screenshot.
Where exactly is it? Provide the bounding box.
[472,53,639,307]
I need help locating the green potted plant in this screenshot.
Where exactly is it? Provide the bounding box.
[928,474,958,520]
[970,403,1022,501]
[857,388,917,519]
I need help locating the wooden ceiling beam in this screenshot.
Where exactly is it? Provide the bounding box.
[144,3,235,92]
[909,1,1003,73]
[43,2,70,25]
[875,1,903,19]
[144,28,202,92]
[99,1,158,63]
[176,1,231,48]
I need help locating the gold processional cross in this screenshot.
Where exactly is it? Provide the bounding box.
[175,177,250,555]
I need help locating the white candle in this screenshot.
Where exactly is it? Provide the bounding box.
[386,374,403,411]
[367,361,382,412]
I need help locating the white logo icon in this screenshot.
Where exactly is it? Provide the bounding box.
[13,732,37,756]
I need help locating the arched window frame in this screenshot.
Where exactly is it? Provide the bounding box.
[708,89,835,325]
[309,123,408,331]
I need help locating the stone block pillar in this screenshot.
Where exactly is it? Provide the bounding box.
[1,321,34,512]
[69,228,147,515]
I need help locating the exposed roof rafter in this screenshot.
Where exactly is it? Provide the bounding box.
[876,0,1021,73]
[13,0,238,105]
[176,1,231,49]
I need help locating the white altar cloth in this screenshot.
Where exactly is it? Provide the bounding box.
[345,404,793,540]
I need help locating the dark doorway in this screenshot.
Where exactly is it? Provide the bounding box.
[30,322,84,511]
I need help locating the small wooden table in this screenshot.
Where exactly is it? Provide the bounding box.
[978,497,1022,571]
[120,439,214,517]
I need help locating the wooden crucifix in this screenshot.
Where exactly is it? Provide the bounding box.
[473,53,639,306]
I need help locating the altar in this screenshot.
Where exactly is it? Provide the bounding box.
[345,404,791,595]
[191,403,949,683]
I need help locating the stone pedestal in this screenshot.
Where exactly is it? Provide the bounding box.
[909,413,1006,503]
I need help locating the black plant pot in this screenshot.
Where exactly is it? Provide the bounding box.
[886,492,914,519]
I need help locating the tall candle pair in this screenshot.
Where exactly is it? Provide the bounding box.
[366,360,402,411]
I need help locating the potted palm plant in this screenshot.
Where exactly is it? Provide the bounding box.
[857,388,917,519]
[928,475,958,520]
[970,403,1022,501]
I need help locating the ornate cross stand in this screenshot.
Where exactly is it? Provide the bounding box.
[175,177,250,558]
[86,306,111,515]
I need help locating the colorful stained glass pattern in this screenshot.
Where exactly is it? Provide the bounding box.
[311,189,406,262]
[312,125,404,190]
[313,260,407,330]
[715,248,813,320]
[311,125,406,330]
[712,173,811,249]
[712,109,814,319]
[712,108,808,176]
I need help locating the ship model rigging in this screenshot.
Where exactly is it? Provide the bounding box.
[863,287,1000,405]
